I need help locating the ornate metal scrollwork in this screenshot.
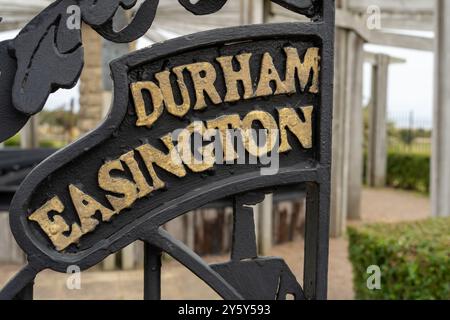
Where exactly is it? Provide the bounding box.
[178,0,229,15]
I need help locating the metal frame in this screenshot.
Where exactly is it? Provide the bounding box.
[0,0,335,300]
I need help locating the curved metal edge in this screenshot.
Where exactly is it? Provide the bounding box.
[178,0,228,16]
[0,263,44,300]
[271,0,319,19]
[92,0,160,43]
[144,227,244,300]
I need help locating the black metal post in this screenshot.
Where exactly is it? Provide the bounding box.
[14,281,34,300]
[144,242,162,300]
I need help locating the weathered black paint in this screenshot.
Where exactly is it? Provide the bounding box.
[0,0,335,300]
[0,40,28,143]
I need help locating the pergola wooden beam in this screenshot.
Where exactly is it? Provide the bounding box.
[347,0,434,15]
[266,4,434,51]
[346,0,434,31]
[368,31,433,51]
[364,52,406,65]
[335,9,434,51]
[0,0,436,51]
[373,12,433,32]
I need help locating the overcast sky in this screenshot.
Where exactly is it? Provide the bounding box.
[364,43,434,129]
[1,29,434,129]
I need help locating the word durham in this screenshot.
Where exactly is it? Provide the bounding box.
[29,46,320,251]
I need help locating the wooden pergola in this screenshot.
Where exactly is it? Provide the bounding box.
[0,1,446,253]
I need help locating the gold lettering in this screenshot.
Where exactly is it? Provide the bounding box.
[255,53,288,97]
[29,102,318,251]
[185,62,222,110]
[120,151,153,198]
[98,160,138,212]
[207,114,242,162]
[136,134,187,189]
[216,53,254,102]
[28,197,83,251]
[284,47,320,94]
[177,121,216,172]
[155,68,191,118]
[278,106,314,152]
[130,47,321,128]
[131,81,164,128]
[69,185,115,228]
[241,111,278,157]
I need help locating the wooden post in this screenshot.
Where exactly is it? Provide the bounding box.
[102,255,116,271]
[20,116,39,149]
[0,213,25,264]
[330,28,365,236]
[367,54,390,188]
[78,25,104,136]
[240,0,268,25]
[122,244,136,270]
[432,0,450,217]
[258,194,273,256]
[347,33,365,220]
[185,212,195,249]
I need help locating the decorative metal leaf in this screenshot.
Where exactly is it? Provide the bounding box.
[10,0,160,116]
[80,0,138,26]
[12,0,83,116]
[0,40,29,142]
[92,0,160,43]
[178,0,228,15]
[271,0,318,18]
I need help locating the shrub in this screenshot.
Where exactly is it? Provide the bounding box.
[39,139,65,149]
[348,218,450,300]
[4,134,20,147]
[386,152,430,194]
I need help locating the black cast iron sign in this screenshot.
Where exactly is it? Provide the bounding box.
[0,0,334,300]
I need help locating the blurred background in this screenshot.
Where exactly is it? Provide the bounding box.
[0,0,448,300]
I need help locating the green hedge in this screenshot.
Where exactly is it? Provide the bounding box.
[4,134,20,147]
[386,152,430,194]
[348,218,450,300]
[4,135,65,149]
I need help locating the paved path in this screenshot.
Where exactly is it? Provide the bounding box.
[0,188,431,300]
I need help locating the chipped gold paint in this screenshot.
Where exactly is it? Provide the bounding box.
[216,53,254,102]
[130,46,320,128]
[120,151,153,198]
[155,67,191,117]
[278,106,314,153]
[177,121,216,173]
[131,81,164,127]
[136,134,187,190]
[29,46,321,252]
[29,105,316,251]
[284,47,320,94]
[185,62,222,110]
[241,111,279,157]
[207,114,242,162]
[69,185,115,227]
[28,196,83,251]
[98,159,138,212]
[255,52,288,97]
